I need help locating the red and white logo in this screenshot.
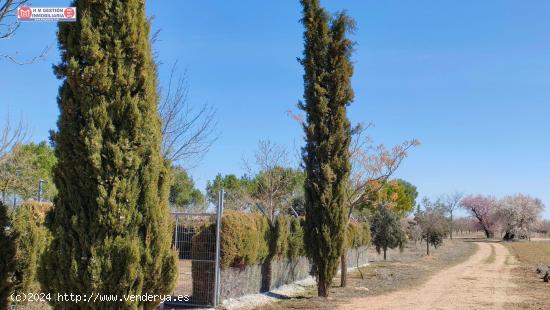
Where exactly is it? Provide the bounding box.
[63,7,75,19]
[18,7,32,19]
[17,7,76,22]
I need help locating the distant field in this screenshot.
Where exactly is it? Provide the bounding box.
[503,241,550,309]
[505,241,550,266]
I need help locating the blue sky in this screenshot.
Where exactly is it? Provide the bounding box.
[1,1,549,218]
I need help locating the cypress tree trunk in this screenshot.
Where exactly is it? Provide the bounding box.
[340,252,347,287]
[0,201,17,309]
[39,1,176,309]
[261,257,274,293]
[383,248,387,261]
[299,0,354,297]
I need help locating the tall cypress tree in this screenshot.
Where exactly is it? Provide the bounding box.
[299,0,355,297]
[0,201,16,309]
[40,1,176,309]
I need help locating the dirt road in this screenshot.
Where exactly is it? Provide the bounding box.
[340,242,522,309]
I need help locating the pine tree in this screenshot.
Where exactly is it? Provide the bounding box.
[0,201,16,309]
[299,0,355,297]
[39,1,176,309]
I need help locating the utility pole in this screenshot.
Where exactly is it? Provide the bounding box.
[38,179,45,202]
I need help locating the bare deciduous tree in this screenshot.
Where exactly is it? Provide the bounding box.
[346,123,420,219]
[404,218,422,246]
[244,140,299,225]
[0,144,33,202]
[438,192,463,240]
[159,63,217,166]
[1,113,26,163]
[0,0,26,40]
[341,123,419,286]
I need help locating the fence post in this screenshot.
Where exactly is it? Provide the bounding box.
[174,215,179,257]
[213,189,224,307]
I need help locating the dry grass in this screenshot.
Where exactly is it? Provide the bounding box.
[505,241,550,266]
[255,240,476,310]
[503,241,550,309]
[484,243,496,264]
[174,259,193,295]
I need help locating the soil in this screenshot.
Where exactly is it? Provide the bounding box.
[257,239,477,309]
[340,241,523,309]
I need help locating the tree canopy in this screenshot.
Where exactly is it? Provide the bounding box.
[0,142,56,202]
[169,165,205,211]
[370,204,406,260]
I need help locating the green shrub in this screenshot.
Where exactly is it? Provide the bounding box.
[345,222,371,250]
[12,202,52,295]
[287,217,305,259]
[0,201,16,309]
[191,223,216,305]
[219,210,270,268]
[273,216,289,257]
[191,211,369,271]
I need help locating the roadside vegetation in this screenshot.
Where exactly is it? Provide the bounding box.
[256,240,476,310]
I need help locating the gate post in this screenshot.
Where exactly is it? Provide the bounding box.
[213,189,224,306]
[174,215,179,256]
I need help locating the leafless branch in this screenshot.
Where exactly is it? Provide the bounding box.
[0,43,51,65]
[244,140,296,224]
[346,122,420,218]
[0,111,27,163]
[159,62,218,167]
[0,0,53,65]
[0,0,26,40]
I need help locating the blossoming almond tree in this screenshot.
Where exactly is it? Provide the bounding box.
[461,195,498,238]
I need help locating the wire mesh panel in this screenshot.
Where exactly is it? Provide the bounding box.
[165,190,224,308]
[167,199,223,307]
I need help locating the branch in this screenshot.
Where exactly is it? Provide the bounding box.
[0,111,27,162]
[159,62,218,166]
[0,44,51,65]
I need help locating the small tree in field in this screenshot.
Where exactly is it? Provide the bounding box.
[405,218,422,246]
[370,204,406,260]
[439,192,463,240]
[415,205,447,255]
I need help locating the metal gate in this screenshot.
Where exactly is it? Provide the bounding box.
[167,190,223,308]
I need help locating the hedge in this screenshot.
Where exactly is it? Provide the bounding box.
[219,210,270,268]
[345,221,371,250]
[190,211,369,302]
[191,211,369,270]
[190,223,216,304]
[12,202,52,297]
